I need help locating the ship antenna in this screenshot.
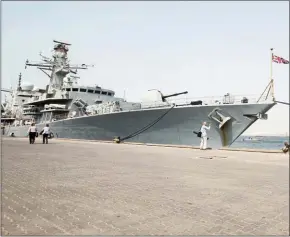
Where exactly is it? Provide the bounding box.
[17,73,22,91]
[123,90,126,101]
[24,40,93,90]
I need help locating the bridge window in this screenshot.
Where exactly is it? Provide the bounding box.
[88,89,94,93]
[108,92,112,96]
[80,88,87,92]
[72,88,79,92]
[95,90,100,94]
[66,88,71,91]
[101,91,107,95]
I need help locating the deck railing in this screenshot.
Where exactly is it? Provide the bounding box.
[70,93,274,118]
[140,94,273,109]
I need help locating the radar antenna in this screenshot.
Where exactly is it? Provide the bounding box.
[53,40,71,46]
[24,40,94,90]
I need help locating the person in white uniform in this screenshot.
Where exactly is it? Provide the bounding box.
[200,121,211,150]
[27,123,37,144]
[41,124,51,144]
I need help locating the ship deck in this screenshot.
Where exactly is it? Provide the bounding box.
[2,138,289,235]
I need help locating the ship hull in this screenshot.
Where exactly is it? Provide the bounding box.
[4,103,275,148]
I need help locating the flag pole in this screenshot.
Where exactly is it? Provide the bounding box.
[270,48,275,100]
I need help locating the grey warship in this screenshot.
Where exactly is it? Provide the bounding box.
[1,40,276,147]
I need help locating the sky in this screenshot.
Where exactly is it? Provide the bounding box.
[1,1,289,135]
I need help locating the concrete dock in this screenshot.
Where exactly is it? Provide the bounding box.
[1,137,289,235]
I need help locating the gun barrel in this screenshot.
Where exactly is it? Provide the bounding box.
[162,91,188,99]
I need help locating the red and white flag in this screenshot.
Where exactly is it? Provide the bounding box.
[272,55,289,64]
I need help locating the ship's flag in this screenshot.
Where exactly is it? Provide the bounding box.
[272,55,289,64]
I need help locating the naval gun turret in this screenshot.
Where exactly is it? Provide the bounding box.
[141,89,188,108]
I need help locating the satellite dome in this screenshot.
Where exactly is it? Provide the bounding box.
[21,82,34,91]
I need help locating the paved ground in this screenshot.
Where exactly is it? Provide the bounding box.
[1,137,289,235]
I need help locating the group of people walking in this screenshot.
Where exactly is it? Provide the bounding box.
[27,123,52,144]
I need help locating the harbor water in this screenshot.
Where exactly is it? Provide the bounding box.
[231,136,289,150]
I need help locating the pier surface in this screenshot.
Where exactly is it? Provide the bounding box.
[2,138,289,235]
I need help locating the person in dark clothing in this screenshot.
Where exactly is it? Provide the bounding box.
[43,134,48,144]
[27,123,37,144]
[282,142,290,154]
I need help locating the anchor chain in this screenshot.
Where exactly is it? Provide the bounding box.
[114,104,176,143]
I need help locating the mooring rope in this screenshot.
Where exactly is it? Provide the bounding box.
[275,100,290,106]
[118,104,176,142]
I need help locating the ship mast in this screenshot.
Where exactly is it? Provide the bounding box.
[17,73,22,91]
[24,40,93,91]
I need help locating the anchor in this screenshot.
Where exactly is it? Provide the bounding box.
[208,108,232,129]
[208,108,234,147]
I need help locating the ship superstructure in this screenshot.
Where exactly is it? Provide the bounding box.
[1,40,276,148]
